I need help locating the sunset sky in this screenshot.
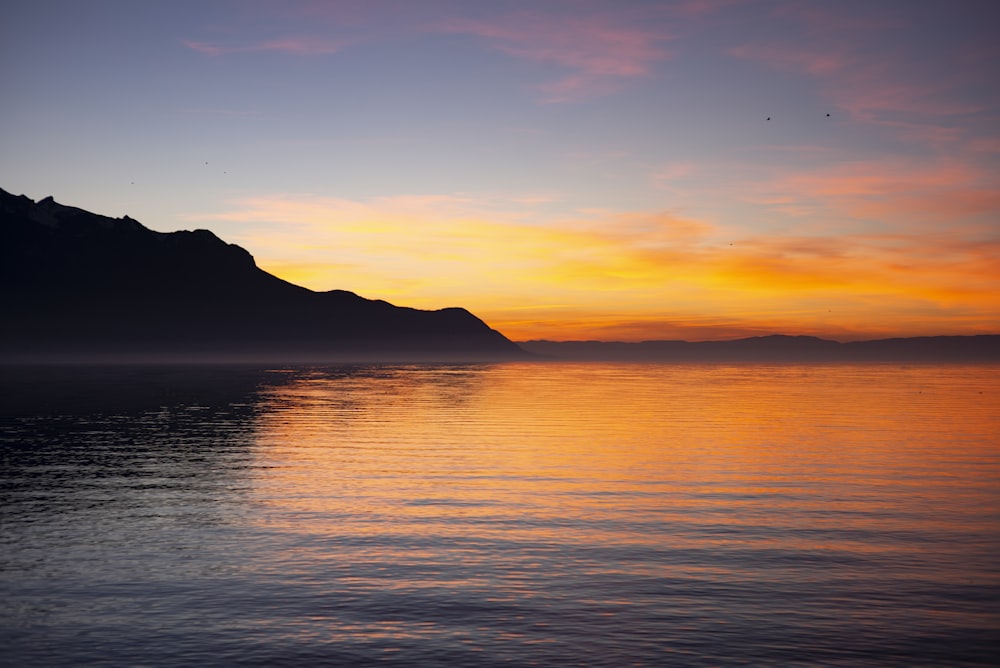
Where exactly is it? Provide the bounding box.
[2,0,998,341]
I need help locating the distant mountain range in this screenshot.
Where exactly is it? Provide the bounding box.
[519,335,1000,362]
[2,188,996,364]
[0,188,525,362]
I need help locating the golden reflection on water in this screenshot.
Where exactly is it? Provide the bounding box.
[5,363,997,665]
[192,362,1000,660]
[249,363,1000,562]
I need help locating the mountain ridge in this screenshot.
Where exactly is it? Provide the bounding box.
[4,188,996,364]
[0,188,526,362]
[518,334,1000,362]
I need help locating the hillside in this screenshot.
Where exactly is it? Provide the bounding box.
[0,189,526,362]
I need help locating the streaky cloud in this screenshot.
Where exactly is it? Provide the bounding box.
[435,11,671,102]
[189,190,1000,342]
[183,36,345,57]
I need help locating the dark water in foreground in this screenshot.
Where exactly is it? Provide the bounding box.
[1,363,998,667]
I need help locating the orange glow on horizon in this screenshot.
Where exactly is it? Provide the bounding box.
[7,0,999,349]
[193,183,1000,342]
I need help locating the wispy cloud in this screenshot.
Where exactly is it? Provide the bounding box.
[650,162,697,189]
[176,108,263,117]
[183,36,345,57]
[727,3,997,142]
[728,41,977,122]
[188,191,1000,341]
[182,4,674,102]
[671,0,746,19]
[727,43,849,78]
[751,159,1000,231]
[436,12,671,102]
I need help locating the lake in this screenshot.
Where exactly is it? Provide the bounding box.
[1,362,998,666]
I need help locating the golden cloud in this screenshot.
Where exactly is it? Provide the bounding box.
[190,192,1000,341]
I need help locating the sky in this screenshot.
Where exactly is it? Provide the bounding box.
[2,0,998,342]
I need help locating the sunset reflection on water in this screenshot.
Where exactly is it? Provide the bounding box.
[252,363,998,523]
[237,363,999,663]
[5,362,995,665]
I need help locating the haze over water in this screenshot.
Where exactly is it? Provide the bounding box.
[2,362,998,666]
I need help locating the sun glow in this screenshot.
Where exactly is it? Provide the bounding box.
[5,0,998,343]
[193,191,1000,341]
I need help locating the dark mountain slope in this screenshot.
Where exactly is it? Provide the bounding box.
[0,189,525,362]
[519,334,1000,362]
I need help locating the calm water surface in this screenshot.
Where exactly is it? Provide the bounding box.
[1,363,998,666]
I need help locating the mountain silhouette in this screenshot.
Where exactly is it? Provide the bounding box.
[519,334,1000,362]
[0,188,526,362]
